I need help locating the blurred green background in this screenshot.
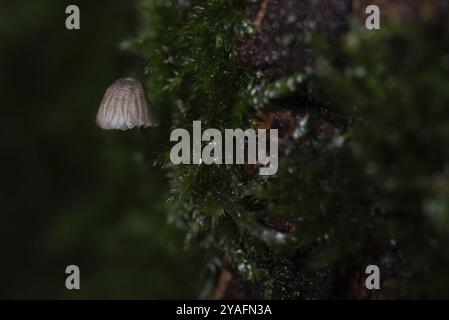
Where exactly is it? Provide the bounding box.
[0,0,202,298]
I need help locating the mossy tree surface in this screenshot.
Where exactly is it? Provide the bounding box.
[131,0,449,298]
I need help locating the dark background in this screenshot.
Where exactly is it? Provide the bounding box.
[0,0,202,298]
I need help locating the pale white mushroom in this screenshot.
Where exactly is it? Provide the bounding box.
[96,77,155,130]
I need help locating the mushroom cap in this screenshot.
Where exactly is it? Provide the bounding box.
[96,77,155,130]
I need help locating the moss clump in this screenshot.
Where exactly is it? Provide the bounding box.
[132,0,449,298]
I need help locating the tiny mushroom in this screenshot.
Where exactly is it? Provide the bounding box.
[96,77,156,130]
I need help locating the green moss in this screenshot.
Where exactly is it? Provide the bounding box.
[132,1,449,298]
